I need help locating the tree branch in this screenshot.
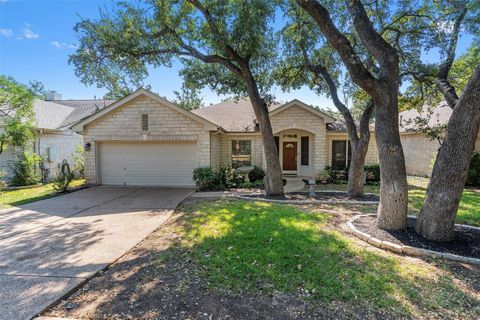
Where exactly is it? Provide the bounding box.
[299,44,360,144]
[347,0,398,81]
[295,0,380,95]
[435,7,467,109]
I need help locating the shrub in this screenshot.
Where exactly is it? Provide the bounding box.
[193,167,224,191]
[52,160,75,193]
[218,166,243,188]
[9,150,41,186]
[248,166,265,182]
[364,164,381,182]
[0,170,7,190]
[467,152,480,186]
[73,144,85,178]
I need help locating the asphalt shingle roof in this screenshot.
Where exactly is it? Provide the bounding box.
[29,99,115,131]
[399,101,451,132]
[191,98,283,132]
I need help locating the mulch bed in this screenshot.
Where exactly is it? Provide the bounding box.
[354,215,480,259]
[247,191,380,202]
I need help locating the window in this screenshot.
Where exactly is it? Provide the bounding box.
[301,136,309,166]
[331,140,351,169]
[231,140,251,168]
[142,114,149,131]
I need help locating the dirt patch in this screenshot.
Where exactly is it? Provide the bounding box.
[247,191,379,202]
[354,215,480,259]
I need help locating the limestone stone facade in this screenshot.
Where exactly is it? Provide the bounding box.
[82,95,212,184]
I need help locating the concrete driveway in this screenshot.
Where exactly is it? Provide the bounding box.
[0,186,194,320]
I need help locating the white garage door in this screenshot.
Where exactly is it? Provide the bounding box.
[98,141,198,186]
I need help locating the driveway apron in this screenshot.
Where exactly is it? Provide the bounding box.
[0,186,194,320]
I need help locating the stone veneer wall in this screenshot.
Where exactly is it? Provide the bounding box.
[37,131,83,177]
[210,132,221,169]
[401,132,480,177]
[83,95,211,185]
[219,133,263,168]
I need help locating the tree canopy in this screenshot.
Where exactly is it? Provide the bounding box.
[0,75,35,154]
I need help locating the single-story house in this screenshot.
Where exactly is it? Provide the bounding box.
[70,89,480,187]
[0,96,114,181]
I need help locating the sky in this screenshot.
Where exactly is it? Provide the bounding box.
[0,0,475,108]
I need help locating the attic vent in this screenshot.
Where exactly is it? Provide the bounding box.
[142,114,149,131]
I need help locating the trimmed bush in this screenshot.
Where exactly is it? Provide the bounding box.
[248,166,265,182]
[9,150,41,186]
[193,167,224,191]
[467,152,480,186]
[218,166,243,188]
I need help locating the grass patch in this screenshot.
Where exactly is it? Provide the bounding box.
[314,176,480,226]
[0,179,85,207]
[165,200,478,318]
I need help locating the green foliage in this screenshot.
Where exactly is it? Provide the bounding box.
[73,144,85,178]
[466,152,480,186]
[193,167,225,191]
[70,0,279,100]
[10,150,41,186]
[218,166,243,188]
[248,165,265,182]
[53,160,75,193]
[173,83,203,110]
[450,45,480,94]
[27,80,47,99]
[0,75,35,154]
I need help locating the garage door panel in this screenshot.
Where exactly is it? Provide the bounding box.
[99,142,198,186]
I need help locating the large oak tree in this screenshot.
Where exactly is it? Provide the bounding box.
[277,5,373,198]
[295,0,409,229]
[70,0,284,196]
[407,1,480,241]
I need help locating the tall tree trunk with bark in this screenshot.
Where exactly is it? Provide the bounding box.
[296,0,408,229]
[346,100,373,198]
[373,90,409,229]
[244,71,284,197]
[416,65,480,241]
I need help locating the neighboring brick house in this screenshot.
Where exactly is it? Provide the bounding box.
[71,89,480,187]
[0,96,114,182]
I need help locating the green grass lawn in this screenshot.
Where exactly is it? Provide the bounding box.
[313,176,480,226]
[0,179,85,208]
[162,200,478,318]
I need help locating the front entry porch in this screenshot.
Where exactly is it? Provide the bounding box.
[275,129,315,177]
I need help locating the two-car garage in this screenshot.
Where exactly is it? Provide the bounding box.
[97,141,198,187]
[72,89,218,187]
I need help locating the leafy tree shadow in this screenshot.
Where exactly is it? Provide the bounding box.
[60,199,479,319]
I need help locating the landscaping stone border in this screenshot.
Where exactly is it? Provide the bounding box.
[235,191,380,205]
[347,214,480,265]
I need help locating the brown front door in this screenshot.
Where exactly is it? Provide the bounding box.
[283,142,297,171]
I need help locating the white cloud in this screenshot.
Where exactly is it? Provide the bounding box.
[51,41,77,49]
[0,28,12,37]
[18,24,39,39]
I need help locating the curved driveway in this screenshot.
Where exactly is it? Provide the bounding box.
[0,186,194,320]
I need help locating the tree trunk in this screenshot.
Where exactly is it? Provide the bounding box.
[374,92,409,230]
[416,65,480,241]
[347,137,369,198]
[243,72,284,197]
